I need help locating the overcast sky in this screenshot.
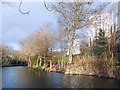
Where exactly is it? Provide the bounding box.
[2,2,58,50]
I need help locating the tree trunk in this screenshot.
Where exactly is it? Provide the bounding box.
[64,62,66,69]
[50,44,53,69]
[39,57,42,66]
[36,56,40,67]
[44,51,46,66]
[28,56,31,67]
[69,44,73,64]
[111,52,114,66]
[50,60,52,70]
[19,56,20,61]
[68,30,75,64]
[44,56,46,66]
[62,56,64,68]
[67,62,68,68]
[58,60,60,70]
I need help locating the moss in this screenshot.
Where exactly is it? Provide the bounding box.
[34,66,42,70]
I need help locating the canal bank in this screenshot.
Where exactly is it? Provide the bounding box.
[32,57,120,80]
[64,66,120,80]
[33,63,120,80]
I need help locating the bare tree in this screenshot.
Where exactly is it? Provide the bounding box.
[19,36,35,67]
[45,1,110,64]
[2,44,13,65]
[20,25,57,67]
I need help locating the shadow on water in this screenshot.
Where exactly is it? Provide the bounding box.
[2,66,120,88]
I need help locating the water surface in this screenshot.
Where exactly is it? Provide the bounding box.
[2,66,120,88]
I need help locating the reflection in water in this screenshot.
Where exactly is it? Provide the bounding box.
[2,66,120,88]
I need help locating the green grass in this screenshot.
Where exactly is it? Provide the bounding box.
[54,55,69,63]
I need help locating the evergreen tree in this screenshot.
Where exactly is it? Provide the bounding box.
[92,29,107,57]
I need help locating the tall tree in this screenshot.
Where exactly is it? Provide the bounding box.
[45,1,110,64]
[92,29,107,58]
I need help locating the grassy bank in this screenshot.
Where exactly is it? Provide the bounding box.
[65,58,120,79]
[34,66,42,70]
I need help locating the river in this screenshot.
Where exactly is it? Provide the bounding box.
[2,66,120,88]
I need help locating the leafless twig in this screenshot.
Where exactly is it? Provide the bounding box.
[19,0,30,15]
[44,0,53,11]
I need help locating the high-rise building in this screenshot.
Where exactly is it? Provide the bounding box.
[88,13,113,46]
[118,1,120,31]
[117,1,120,61]
[118,1,120,43]
[67,39,81,55]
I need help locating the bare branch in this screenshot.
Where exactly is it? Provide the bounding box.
[19,0,30,15]
[44,0,53,11]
